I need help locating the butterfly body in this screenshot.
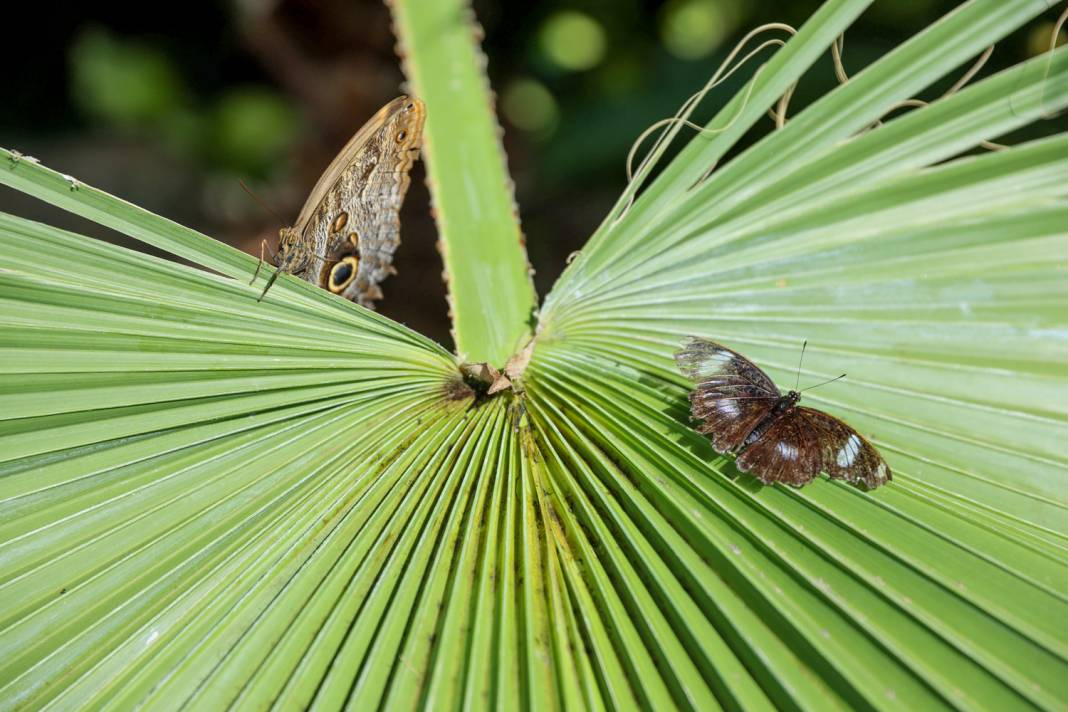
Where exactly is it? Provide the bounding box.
[261,96,426,306]
[738,390,800,451]
[676,337,891,489]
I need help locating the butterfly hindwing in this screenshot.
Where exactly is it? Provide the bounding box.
[675,337,780,453]
[734,410,822,486]
[794,407,891,489]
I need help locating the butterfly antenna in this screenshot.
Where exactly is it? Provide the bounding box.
[794,340,807,391]
[801,373,847,392]
[239,179,287,228]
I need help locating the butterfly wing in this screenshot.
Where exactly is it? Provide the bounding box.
[736,407,891,489]
[675,337,780,453]
[734,410,822,486]
[794,407,892,489]
[293,96,426,308]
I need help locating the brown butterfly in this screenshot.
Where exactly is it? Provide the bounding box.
[675,337,891,489]
[251,96,426,306]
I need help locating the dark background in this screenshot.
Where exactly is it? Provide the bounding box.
[1,1,1064,347]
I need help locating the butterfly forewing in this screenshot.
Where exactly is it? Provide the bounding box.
[281,96,426,307]
[795,407,891,489]
[675,337,780,453]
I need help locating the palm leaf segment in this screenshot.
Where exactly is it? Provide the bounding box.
[2,0,1067,707]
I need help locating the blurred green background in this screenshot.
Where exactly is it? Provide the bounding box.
[1,0,1063,345]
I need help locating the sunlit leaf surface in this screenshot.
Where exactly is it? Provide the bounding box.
[2,0,1067,708]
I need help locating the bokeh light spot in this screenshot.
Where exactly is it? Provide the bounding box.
[1026,20,1067,58]
[660,0,733,60]
[539,11,607,72]
[211,88,299,175]
[502,78,559,135]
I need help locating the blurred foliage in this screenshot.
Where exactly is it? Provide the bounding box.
[5,1,1063,182]
[209,88,299,175]
[5,0,1062,193]
[70,27,189,131]
[659,0,747,60]
[68,26,299,178]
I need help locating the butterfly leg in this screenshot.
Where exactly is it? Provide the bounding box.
[250,238,274,285]
[257,268,282,302]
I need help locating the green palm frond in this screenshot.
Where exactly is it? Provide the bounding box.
[391,0,537,363]
[2,0,1067,709]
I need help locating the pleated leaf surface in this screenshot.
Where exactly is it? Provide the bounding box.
[2,0,1067,709]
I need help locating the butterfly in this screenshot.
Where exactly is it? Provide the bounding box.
[252,95,426,306]
[675,337,891,489]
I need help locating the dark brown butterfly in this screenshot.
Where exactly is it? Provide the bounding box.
[675,337,891,489]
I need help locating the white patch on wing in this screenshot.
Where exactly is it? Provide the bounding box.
[696,350,732,377]
[777,442,797,460]
[836,434,861,468]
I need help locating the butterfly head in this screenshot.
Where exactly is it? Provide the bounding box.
[276,226,301,265]
[273,224,360,299]
[254,226,306,302]
[785,390,802,406]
